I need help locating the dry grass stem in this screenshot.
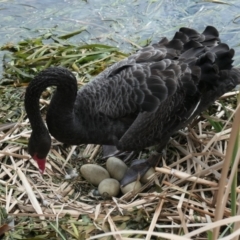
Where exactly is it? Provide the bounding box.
[213,103,240,238]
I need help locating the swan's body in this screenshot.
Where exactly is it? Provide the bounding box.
[25,26,240,176]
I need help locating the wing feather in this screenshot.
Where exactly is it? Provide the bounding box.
[76,26,237,151]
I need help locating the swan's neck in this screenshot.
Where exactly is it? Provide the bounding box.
[46,86,85,144]
[25,68,79,144]
[25,80,52,137]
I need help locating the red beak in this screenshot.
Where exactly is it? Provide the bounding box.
[33,154,46,174]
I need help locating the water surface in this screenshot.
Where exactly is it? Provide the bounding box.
[0,0,240,66]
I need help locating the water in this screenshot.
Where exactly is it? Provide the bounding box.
[0,0,240,64]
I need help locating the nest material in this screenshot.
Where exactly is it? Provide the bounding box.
[0,90,240,239]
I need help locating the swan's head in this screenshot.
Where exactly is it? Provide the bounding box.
[28,132,51,174]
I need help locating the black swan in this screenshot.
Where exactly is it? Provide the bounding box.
[25,26,240,185]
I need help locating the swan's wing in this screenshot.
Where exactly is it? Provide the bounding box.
[97,57,199,119]
[116,28,237,150]
[87,35,204,119]
[81,26,224,121]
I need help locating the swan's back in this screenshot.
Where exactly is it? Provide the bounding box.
[49,26,240,150]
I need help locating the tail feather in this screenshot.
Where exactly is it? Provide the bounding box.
[175,26,236,91]
[179,27,205,42]
[215,49,234,70]
[202,26,219,40]
[229,68,240,85]
[210,43,229,53]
